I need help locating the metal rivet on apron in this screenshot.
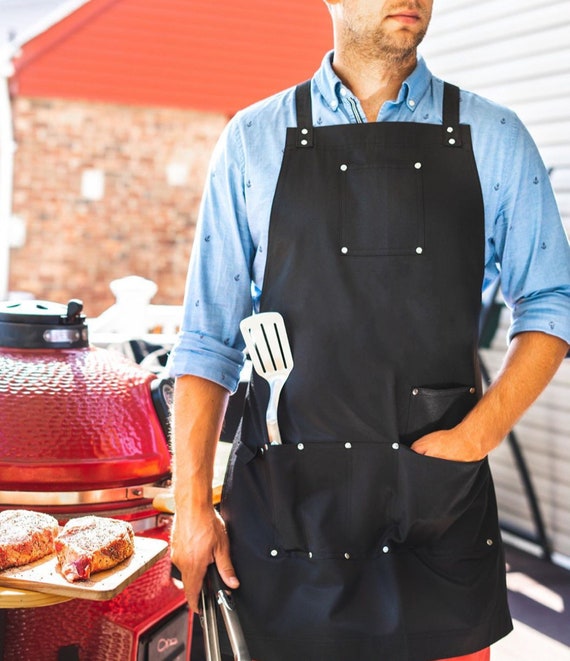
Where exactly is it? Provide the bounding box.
[412,388,419,396]
[382,545,390,554]
[301,139,308,146]
[469,387,476,394]
[340,164,348,172]
[416,247,423,255]
[308,552,313,559]
[270,549,279,557]
[341,247,349,255]
[392,443,399,451]
[448,138,456,145]
[486,539,494,546]
[345,442,352,449]
[297,443,305,451]
[301,128,309,135]
[447,126,454,133]
[344,553,351,560]
[414,162,422,169]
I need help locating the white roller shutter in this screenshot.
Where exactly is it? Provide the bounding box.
[422,0,570,561]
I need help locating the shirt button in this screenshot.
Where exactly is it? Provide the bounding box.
[409,99,416,107]
[340,87,347,96]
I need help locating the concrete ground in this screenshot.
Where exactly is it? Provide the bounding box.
[492,544,570,661]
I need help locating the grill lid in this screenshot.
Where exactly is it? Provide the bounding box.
[0,299,88,349]
[0,298,171,492]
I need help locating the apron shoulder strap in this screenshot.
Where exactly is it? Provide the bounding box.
[294,79,463,149]
[295,80,314,148]
[442,82,463,148]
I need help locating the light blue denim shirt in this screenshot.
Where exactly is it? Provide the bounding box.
[169,52,570,393]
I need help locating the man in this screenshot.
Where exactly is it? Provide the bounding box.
[169,1,570,659]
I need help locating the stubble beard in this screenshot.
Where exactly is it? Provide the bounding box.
[343,9,430,67]
[346,25,428,66]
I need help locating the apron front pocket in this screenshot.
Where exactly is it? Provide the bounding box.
[263,441,398,558]
[339,160,424,256]
[396,446,492,553]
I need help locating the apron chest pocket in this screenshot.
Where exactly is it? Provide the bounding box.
[340,161,424,256]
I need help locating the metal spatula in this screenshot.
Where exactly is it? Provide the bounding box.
[239,312,294,445]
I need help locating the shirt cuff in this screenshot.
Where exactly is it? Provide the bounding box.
[509,291,570,346]
[167,331,245,394]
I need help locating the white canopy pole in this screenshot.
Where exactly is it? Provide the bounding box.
[0,56,15,301]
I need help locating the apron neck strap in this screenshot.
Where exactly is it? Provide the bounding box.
[442,82,463,147]
[295,80,314,148]
[294,78,463,148]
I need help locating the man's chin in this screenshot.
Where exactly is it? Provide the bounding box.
[378,29,427,60]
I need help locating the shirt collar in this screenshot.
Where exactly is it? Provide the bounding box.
[314,50,432,114]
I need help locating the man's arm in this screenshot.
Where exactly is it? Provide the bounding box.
[412,331,569,461]
[170,374,239,613]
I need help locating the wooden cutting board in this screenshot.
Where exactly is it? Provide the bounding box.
[0,535,168,602]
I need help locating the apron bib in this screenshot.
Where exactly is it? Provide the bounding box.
[221,81,512,661]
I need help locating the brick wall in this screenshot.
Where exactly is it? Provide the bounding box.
[9,97,228,316]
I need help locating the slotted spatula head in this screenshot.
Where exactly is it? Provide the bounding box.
[239,312,293,379]
[239,312,293,444]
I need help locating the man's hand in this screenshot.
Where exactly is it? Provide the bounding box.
[170,505,239,613]
[411,427,485,462]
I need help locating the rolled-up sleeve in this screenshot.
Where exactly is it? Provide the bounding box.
[492,117,570,344]
[168,118,256,393]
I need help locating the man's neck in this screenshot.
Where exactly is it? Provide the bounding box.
[332,50,417,122]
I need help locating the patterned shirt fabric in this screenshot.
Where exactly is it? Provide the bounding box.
[168,51,570,393]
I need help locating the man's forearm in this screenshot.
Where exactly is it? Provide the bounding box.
[172,374,230,510]
[412,331,569,461]
[464,331,568,455]
[170,374,238,611]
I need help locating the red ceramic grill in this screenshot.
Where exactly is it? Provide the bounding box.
[0,299,192,661]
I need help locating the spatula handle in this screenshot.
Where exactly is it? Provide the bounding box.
[266,377,286,444]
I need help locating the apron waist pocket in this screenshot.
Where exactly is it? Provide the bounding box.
[261,440,493,560]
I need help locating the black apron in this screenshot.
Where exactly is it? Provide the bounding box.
[221,81,512,661]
